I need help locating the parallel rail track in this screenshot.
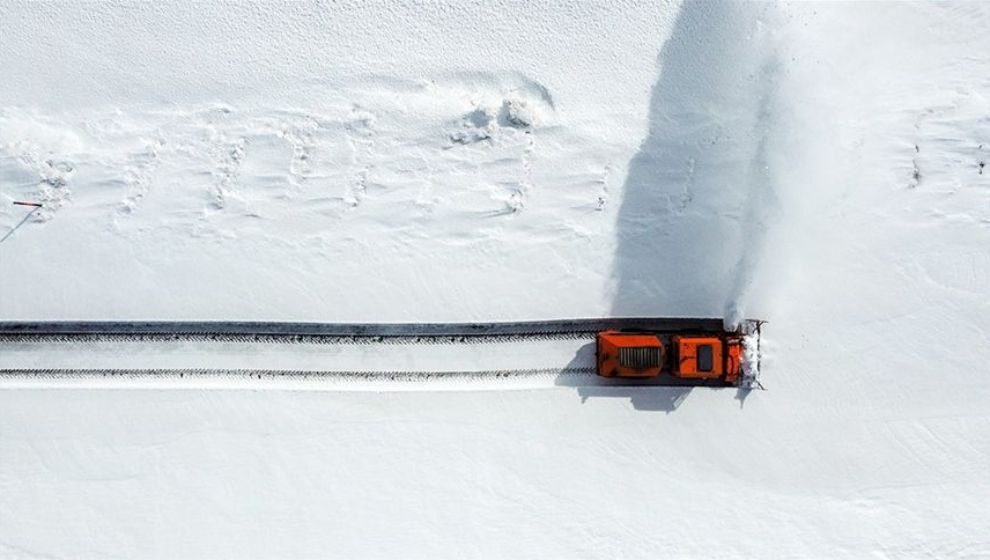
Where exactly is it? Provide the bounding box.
[0,318,728,344]
[0,332,598,346]
[0,318,759,387]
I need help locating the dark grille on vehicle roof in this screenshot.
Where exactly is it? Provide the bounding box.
[619,346,661,369]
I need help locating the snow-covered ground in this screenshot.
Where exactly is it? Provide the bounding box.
[2,1,990,558]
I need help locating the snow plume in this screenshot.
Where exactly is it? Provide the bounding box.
[611,1,789,322]
[724,16,787,329]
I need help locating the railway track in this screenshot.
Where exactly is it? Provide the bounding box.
[0,318,759,387]
[0,318,726,344]
[0,331,597,346]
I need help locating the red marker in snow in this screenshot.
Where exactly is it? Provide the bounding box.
[12,201,43,208]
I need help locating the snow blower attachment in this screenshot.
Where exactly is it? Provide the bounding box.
[596,320,760,387]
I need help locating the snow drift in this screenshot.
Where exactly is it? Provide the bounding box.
[2,1,989,558]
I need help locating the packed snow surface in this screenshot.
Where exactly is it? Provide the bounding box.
[2,1,990,558]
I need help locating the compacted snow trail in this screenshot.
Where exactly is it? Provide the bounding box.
[0,330,598,386]
[0,368,600,392]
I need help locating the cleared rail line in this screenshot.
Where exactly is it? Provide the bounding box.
[0,318,759,388]
[0,318,726,343]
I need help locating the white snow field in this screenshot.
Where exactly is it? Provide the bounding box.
[2,1,990,558]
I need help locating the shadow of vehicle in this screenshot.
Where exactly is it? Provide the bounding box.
[558,375,694,413]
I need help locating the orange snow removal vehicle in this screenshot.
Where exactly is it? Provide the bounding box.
[597,328,748,385]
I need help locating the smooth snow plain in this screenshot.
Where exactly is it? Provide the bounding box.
[2,1,990,558]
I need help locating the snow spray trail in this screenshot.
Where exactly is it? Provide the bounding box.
[611,1,783,322]
[724,30,786,328]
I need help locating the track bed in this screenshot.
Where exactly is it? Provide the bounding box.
[0,318,760,388]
